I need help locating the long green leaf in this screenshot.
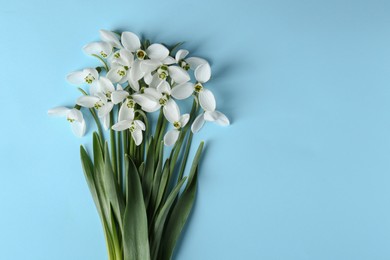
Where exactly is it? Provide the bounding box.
[123,156,151,260]
[150,177,187,260]
[103,143,125,230]
[142,138,155,209]
[158,142,204,260]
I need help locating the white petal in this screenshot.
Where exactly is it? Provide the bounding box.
[121,31,141,52]
[168,66,190,84]
[180,114,190,127]
[186,57,208,70]
[83,42,112,57]
[48,106,70,116]
[140,60,161,74]
[112,90,129,104]
[163,56,177,65]
[157,81,171,95]
[119,103,135,121]
[149,74,164,89]
[89,84,100,96]
[132,94,160,112]
[67,108,83,122]
[163,99,180,123]
[134,119,146,131]
[175,49,189,62]
[84,68,99,81]
[98,77,115,93]
[77,96,100,108]
[164,129,180,146]
[98,102,114,118]
[102,114,110,130]
[130,60,144,81]
[143,88,162,99]
[106,65,125,83]
[143,72,153,85]
[131,129,143,146]
[71,120,86,137]
[100,29,121,48]
[112,120,132,131]
[146,44,169,61]
[116,49,134,66]
[171,82,194,100]
[204,110,230,126]
[194,63,211,83]
[128,76,140,91]
[66,71,85,85]
[199,89,216,111]
[191,113,205,133]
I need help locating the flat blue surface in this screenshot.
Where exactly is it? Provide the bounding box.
[1,0,390,259]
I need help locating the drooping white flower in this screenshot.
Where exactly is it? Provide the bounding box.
[112,104,145,146]
[171,62,215,111]
[133,81,180,122]
[106,48,140,90]
[48,107,86,137]
[163,103,190,146]
[120,31,171,81]
[191,110,229,133]
[83,29,121,58]
[67,68,99,86]
[175,49,208,71]
[100,29,122,49]
[76,77,115,129]
[83,41,113,59]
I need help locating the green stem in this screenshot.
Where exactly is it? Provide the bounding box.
[90,108,104,144]
[92,54,109,71]
[110,111,118,176]
[117,129,123,186]
[177,130,193,181]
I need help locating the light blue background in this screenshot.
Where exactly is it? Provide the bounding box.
[1,0,390,259]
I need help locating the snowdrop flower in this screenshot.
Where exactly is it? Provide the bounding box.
[106,49,140,90]
[48,107,86,137]
[120,31,170,81]
[171,62,215,111]
[83,29,121,58]
[164,104,190,146]
[112,104,145,146]
[191,110,230,133]
[175,49,208,71]
[143,62,190,89]
[76,77,115,129]
[67,68,99,86]
[133,81,179,122]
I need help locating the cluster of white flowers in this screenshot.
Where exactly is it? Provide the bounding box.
[48,30,229,146]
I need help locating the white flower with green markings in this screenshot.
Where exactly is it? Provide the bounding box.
[48,107,86,137]
[67,68,99,86]
[112,104,145,146]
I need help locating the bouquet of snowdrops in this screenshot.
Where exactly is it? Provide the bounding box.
[48,29,229,260]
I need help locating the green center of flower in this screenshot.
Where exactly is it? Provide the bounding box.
[105,91,112,99]
[94,101,103,109]
[100,51,108,58]
[127,98,135,108]
[194,83,203,93]
[114,52,120,58]
[158,65,169,80]
[129,122,136,132]
[117,68,126,77]
[180,61,190,71]
[67,118,75,123]
[136,50,146,60]
[159,95,168,106]
[173,121,181,129]
[84,74,95,84]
